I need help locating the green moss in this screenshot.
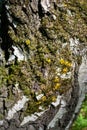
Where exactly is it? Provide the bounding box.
[71,95,87,130]
[0,114,4,120]
[0,67,7,88]
[6,0,87,115]
[25,103,39,116]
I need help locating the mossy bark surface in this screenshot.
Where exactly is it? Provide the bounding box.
[0,0,87,130]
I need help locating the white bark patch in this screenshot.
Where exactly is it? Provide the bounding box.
[52,14,57,20]
[20,110,46,126]
[20,115,37,126]
[69,38,80,55]
[12,46,25,61]
[8,46,26,62]
[51,95,62,107]
[36,94,44,100]
[41,0,50,12]
[60,72,71,79]
[8,55,15,62]
[47,98,66,129]
[6,96,29,120]
[67,9,72,17]
[0,48,5,64]
[39,127,43,130]
[0,120,4,126]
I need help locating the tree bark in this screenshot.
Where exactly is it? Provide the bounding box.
[0,0,87,130]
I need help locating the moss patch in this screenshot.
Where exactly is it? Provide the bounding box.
[5,0,87,115]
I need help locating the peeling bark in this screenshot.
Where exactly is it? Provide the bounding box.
[0,0,87,130]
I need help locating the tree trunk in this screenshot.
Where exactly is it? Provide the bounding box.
[0,0,87,130]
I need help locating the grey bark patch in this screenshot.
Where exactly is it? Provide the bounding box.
[0,127,5,130]
[0,0,87,130]
[27,125,36,130]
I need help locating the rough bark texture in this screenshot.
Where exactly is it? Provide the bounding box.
[0,0,87,130]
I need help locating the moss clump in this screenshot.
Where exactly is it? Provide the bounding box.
[5,0,87,115]
[0,67,7,88]
[0,113,4,120]
[6,40,73,114]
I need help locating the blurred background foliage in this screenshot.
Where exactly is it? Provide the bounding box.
[71,95,87,130]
